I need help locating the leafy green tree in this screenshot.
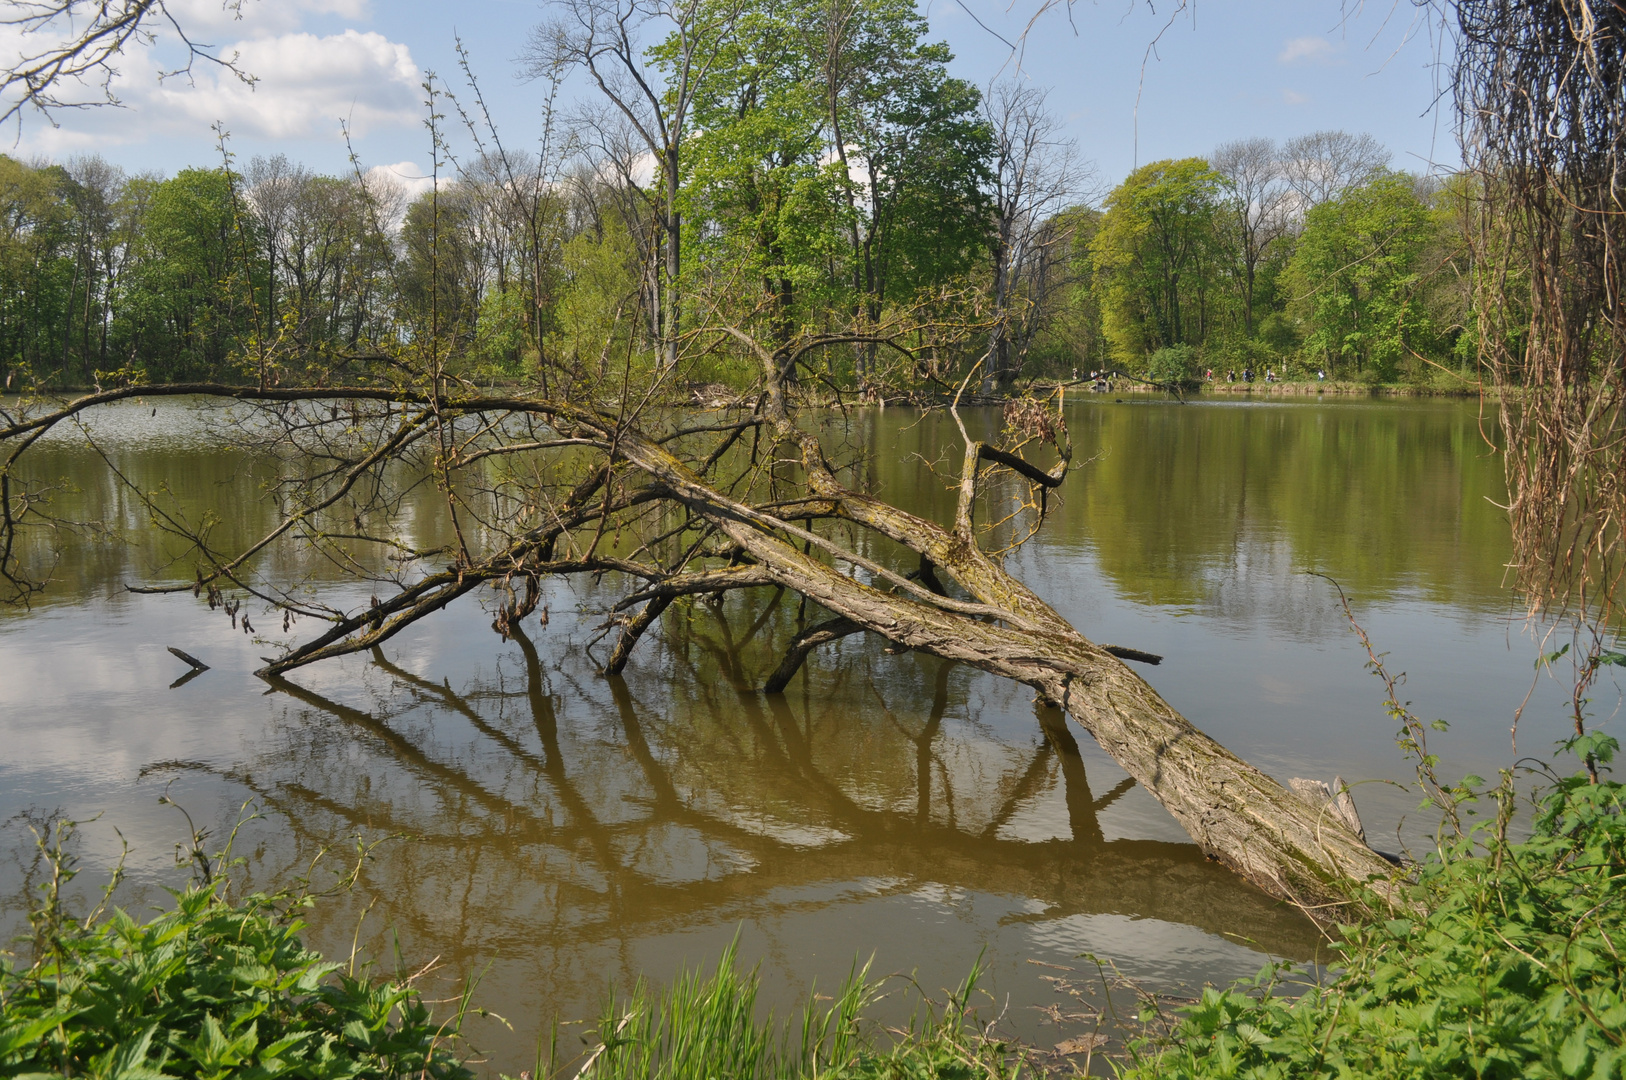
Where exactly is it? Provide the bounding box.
[399,186,489,366]
[846,23,992,318]
[0,156,75,386]
[1283,170,1442,380]
[1026,204,1105,376]
[548,215,642,380]
[1090,158,1227,364]
[675,0,847,346]
[116,168,260,382]
[674,0,992,370]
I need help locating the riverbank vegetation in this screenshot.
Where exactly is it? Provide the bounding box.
[1120,745,1626,1080]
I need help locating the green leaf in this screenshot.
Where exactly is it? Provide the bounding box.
[1559,1028,1594,1077]
[0,1012,81,1057]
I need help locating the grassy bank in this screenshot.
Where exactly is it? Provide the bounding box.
[1199,377,1490,398]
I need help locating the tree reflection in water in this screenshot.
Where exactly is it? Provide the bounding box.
[131,590,1321,1069]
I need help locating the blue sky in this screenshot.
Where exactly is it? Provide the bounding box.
[3,0,1454,193]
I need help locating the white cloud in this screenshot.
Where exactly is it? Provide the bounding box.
[1282,89,1310,105]
[1278,36,1335,65]
[0,7,415,155]
[147,29,421,140]
[163,0,373,39]
[366,161,435,200]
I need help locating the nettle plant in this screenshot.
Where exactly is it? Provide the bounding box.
[0,810,475,1080]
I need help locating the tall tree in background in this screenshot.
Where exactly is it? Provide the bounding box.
[1210,137,1290,337]
[1283,171,1439,380]
[982,80,1086,387]
[530,0,746,368]
[1091,157,1225,363]
[114,168,259,381]
[0,156,72,386]
[676,0,837,347]
[812,0,991,374]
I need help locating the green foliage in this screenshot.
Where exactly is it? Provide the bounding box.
[668,0,992,353]
[1091,159,1229,364]
[473,286,532,378]
[0,823,472,1080]
[548,218,643,380]
[398,189,483,360]
[1284,172,1445,382]
[1121,748,1626,1080]
[1144,344,1202,388]
[119,167,262,383]
[0,156,81,386]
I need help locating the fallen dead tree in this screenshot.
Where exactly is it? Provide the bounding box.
[0,330,1399,922]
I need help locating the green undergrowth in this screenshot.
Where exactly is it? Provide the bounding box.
[563,943,1034,1080]
[0,814,1041,1080]
[1120,742,1626,1080]
[0,820,475,1080]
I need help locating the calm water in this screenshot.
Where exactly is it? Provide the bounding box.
[0,394,1599,1068]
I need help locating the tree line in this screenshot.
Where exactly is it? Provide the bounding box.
[0,2,1473,394]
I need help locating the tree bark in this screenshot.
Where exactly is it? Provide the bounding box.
[763,615,861,693]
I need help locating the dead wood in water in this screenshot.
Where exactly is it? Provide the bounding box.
[0,332,1403,922]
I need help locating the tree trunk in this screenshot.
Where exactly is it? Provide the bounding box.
[613,415,1399,922]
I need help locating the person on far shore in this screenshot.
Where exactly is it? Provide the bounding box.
[1317,369,1326,380]
[1243,368,1254,383]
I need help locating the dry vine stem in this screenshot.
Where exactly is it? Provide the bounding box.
[0,326,1398,920]
[1453,0,1626,620]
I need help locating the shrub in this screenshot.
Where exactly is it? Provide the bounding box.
[1120,745,1626,1080]
[1144,344,1202,389]
[0,823,472,1080]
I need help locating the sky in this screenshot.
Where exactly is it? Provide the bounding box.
[0,0,1456,195]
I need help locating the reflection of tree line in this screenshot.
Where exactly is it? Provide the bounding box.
[854,403,1509,613]
[6,431,471,609]
[9,404,1505,629]
[150,608,1318,961]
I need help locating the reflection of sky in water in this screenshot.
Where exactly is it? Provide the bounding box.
[1021,911,1269,988]
[0,397,1610,1073]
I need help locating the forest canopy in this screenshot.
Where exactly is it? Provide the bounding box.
[0,3,1473,397]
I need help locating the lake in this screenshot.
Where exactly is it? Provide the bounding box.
[0,393,1592,1069]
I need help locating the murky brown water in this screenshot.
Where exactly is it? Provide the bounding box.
[0,394,1594,1069]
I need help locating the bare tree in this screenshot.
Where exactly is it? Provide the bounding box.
[0,0,256,128]
[525,0,743,368]
[1279,130,1391,211]
[565,100,669,351]
[983,80,1090,387]
[1210,137,1292,335]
